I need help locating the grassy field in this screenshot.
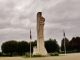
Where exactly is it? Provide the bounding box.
[0,53,80,60]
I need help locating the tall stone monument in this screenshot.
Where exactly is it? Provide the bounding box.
[33,12,47,55]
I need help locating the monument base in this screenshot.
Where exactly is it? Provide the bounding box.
[33,46,48,56]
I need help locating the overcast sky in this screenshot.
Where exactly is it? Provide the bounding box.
[0,0,80,51]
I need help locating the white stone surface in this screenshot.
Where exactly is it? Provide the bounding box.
[33,12,47,55]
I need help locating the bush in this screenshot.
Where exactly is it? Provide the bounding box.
[13,52,19,56]
[50,52,59,56]
[25,53,31,57]
[32,54,42,57]
[25,53,43,57]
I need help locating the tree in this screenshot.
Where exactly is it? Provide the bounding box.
[75,37,80,51]
[17,41,29,56]
[45,38,59,53]
[1,40,18,57]
[33,40,37,46]
[61,38,69,51]
[68,37,80,52]
[28,40,37,53]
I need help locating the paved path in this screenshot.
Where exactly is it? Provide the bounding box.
[0,53,80,60]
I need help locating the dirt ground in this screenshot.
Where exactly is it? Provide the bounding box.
[0,53,80,60]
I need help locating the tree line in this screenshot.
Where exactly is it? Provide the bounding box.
[1,36,80,56]
[61,37,80,52]
[1,39,59,56]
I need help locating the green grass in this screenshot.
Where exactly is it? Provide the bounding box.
[22,55,45,58]
[22,55,28,58]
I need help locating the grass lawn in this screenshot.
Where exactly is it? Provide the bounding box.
[0,53,80,60]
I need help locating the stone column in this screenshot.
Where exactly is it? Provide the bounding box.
[37,12,47,55]
[33,12,47,55]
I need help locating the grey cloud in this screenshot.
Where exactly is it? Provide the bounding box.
[0,0,80,50]
[42,0,80,45]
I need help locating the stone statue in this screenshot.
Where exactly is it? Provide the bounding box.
[33,12,47,55]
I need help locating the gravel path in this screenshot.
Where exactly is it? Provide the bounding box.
[0,53,80,60]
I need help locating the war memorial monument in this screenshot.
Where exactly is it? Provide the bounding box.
[33,12,48,55]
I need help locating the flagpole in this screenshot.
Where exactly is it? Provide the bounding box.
[30,39,31,58]
[30,29,32,58]
[63,30,66,56]
[64,37,66,56]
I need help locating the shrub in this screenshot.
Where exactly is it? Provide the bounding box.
[25,53,43,57]
[32,54,42,57]
[50,52,59,56]
[25,53,31,57]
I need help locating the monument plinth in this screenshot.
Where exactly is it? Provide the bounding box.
[33,12,47,55]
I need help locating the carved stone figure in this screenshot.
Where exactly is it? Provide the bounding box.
[33,12,47,55]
